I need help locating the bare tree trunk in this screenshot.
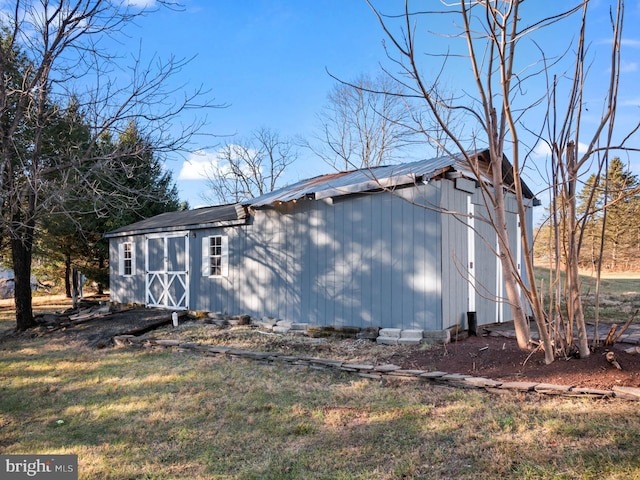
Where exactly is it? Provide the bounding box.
[97,256,105,295]
[567,144,590,358]
[65,252,72,298]
[12,229,35,331]
[488,150,531,349]
[71,267,79,309]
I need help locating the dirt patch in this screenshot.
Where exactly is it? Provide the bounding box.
[145,317,640,391]
[5,305,640,391]
[2,304,175,348]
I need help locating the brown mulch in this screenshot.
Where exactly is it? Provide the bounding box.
[397,333,640,390]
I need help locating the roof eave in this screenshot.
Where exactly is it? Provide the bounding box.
[103,217,249,239]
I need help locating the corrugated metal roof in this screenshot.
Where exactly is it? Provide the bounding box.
[105,150,536,237]
[250,154,460,207]
[250,150,536,207]
[104,204,247,238]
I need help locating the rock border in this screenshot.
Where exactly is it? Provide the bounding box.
[113,335,640,401]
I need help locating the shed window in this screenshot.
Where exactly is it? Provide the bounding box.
[118,242,135,277]
[202,235,228,277]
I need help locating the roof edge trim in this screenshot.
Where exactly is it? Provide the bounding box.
[104,218,248,239]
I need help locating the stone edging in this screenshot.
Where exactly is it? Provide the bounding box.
[113,335,640,401]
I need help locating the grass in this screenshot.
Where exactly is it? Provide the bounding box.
[3,331,640,478]
[2,281,640,478]
[533,267,640,324]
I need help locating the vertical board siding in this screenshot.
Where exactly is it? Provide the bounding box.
[109,236,145,304]
[471,199,499,326]
[204,184,443,330]
[110,180,536,331]
[440,180,471,330]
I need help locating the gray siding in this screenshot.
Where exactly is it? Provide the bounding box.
[439,180,471,330]
[108,179,535,331]
[108,235,145,304]
[189,183,442,330]
[471,199,500,326]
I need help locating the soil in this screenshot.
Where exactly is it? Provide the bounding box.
[4,303,640,391]
[397,333,640,391]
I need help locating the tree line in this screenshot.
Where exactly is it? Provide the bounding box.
[536,157,640,272]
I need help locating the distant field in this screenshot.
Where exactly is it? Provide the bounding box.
[0,294,71,332]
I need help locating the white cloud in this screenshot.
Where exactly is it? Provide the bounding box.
[621,61,638,73]
[621,38,640,48]
[126,0,156,8]
[178,150,216,180]
[621,97,640,107]
[532,141,588,158]
[178,144,264,181]
[532,142,551,158]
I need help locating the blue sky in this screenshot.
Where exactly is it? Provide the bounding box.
[123,0,640,210]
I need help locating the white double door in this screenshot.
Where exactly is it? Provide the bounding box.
[145,233,189,310]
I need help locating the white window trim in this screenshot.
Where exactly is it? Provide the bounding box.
[118,241,135,277]
[202,235,229,278]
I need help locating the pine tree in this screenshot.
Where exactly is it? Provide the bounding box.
[37,118,185,296]
[574,158,640,271]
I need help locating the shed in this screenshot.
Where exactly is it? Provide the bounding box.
[105,150,537,334]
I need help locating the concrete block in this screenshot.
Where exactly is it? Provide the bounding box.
[228,315,251,326]
[464,377,503,388]
[374,364,401,372]
[400,329,424,339]
[397,337,422,345]
[256,322,274,331]
[290,323,309,331]
[342,363,375,371]
[419,371,447,379]
[272,326,290,334]
[356,327,379,340]
[613,386,640,400]
[499,381,539,391]
[376,336,399,345]
[379,328,402,338]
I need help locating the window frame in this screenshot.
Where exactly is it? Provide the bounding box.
[118,241,135,277]
[202,235,229,278]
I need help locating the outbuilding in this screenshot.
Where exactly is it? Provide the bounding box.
[105,150,537,337]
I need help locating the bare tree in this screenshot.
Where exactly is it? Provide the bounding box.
[203,127,298,204]
[0,0,216,331]
[308,73,415,171]
[367,0,639,362]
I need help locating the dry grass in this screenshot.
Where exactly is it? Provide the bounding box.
[2,289,640,478]
[1,335,640,477]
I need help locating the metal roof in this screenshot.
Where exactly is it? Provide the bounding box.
[250,154,460,207]
[104,203,247,238]
[250,150,536,207]
[105,150,536,237]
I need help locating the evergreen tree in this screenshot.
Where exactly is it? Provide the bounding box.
[600,158,639,270]
[38,118,185,296]
[572,158,640,271]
